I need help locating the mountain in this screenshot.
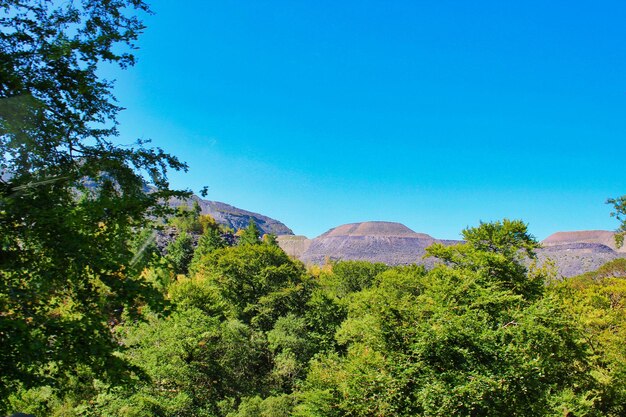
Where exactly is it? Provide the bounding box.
[318,221,432,239]
[280,221,458,267]
[276,235,312,259]
[542,230,626,253]
[169,195,293,236]
[536,231,626,277]
[165,193,626,279]
[276,221,626,278]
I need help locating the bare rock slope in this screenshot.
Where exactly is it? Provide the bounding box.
[276,235,312,259]
[277,222,626,278]
[170,195,293,236]
[537,231,626,277]
[542,230,626,253]
[293,221,452,267]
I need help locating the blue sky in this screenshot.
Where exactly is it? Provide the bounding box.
[109,0,626,239]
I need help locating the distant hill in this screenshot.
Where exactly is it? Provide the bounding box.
[276,235,312,259]
[276,221,626,278]
[542,230,626,253]
[319,222,432,239]
[282,221,455,267]
[169,195,293,236]
[535,231,626,277]
[164,194,626,279]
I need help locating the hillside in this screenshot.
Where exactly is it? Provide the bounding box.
[285,221,450,267]
[542,230,626,253]
[536,231,626,277]
[169,195,293,236]
[276,221,626,278]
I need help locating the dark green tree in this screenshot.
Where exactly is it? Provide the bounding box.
[557,260,626,415]
[607,196,626,247]
[296,221,596,417]
[427,219,544,300]
[95,308,271,417]
[166,231,195,276]
[238,219,261,246]
[101,244,318,416]
[321,260,389,298]
[190,243,313,330]
[169,201,204,234]
[0,0,186,409]
[189,226,225,274]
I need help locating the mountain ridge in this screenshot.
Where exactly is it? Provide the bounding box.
[277,221,626,278]
[169,195,294,236]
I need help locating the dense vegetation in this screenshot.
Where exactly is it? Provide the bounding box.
[2,216,626,416]
[2,1,626,415]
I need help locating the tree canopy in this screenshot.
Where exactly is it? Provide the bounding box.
[608,196,626,247]
[5,218,626,416]
[295,220,595,417]
[2,1,626,415]
[0,0,186,405]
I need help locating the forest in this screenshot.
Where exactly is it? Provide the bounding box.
[1,1,625,416]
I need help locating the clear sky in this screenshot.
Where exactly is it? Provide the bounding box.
[108,0,626,239]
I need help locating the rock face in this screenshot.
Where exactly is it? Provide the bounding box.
[276,235,312,259]
[542,230,626,253]
[319,221,433,239]
[291,221,454,267]
[275,221,626,279]
[169,195,293,236]
[536,231,626,277]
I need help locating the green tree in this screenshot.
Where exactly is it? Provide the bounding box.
[427,219,544,300]
[95,308,271,417]
[0,0,186,409]
[320,260,389,298]
[166,231,195,275]
[189,244,313,330]
[189,226,225,274]
[102,244,319,416]
[557,259,626,415]
[230,394,295,417]
[296,221,596,417]
[607,196,626,247]
[169,201,204,234]
[238,219,261,246]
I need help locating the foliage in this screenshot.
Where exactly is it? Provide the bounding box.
[166,231,195,275]
[238,219,261,246]
[95,308,270,417]
[557,259,626,415]
[607,196,626,247]
[95,242,321,416]
[8,218,626,416]
[319,260,389,299]
[0,0,187,411]
[262,233,279,246]
[188,243,313,330]
[426,219,544,300]
[189,226,226,275]
[200,213,221,233]
[229,394,295,417]
[295,220,596,417]
[169,201,204,234]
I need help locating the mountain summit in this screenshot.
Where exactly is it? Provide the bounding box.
[276,220,626,278]
[170,195,293,236]
[319,221,433,239]
[282,221,448,266]
[542,230,626,253]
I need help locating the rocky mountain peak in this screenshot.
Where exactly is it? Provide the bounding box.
[542,230,625,253]
[319,221,433,239]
